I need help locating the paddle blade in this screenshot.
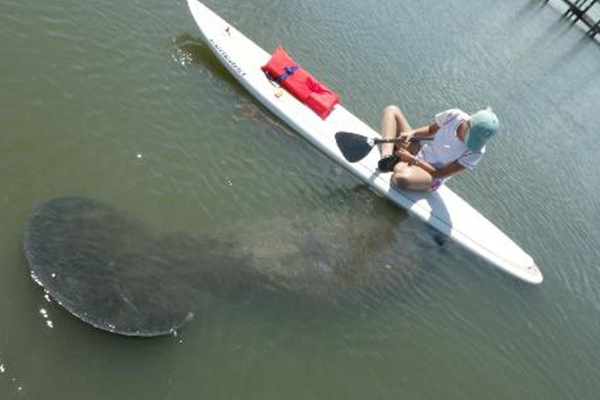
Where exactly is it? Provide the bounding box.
[335,131,376,162]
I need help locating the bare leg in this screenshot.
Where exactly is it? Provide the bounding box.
[392,162,433,191]
[380,105,413,157]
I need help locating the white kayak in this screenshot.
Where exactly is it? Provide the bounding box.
[186,0,543,285]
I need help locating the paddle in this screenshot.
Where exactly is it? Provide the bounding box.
[335,131,428,163]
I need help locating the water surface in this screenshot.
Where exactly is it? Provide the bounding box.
[2,0,600,398]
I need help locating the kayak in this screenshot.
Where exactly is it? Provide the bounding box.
[186,0,543,285]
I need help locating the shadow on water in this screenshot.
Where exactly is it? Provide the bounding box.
[23,196,430,338]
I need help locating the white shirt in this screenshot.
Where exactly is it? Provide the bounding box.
[418,109,484,170]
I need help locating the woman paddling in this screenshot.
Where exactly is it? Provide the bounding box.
[377,105,499,191]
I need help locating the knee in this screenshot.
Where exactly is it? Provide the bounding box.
[392,173,411,189]
[393,162,406,175]
[392,167,410,189]
[382,105,402,117]
[382,105,408,122]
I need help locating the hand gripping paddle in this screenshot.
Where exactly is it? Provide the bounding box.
[334,131,426,163]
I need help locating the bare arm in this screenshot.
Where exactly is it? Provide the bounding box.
[430,160,466,178]
[407,122,440,140]
[396,150,466,178]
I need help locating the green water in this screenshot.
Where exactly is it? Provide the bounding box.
[2,0,600,398]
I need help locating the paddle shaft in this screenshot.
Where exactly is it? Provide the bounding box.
[373,136,425,145]
[334,131,432,163]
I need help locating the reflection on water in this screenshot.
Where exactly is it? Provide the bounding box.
[0,354,23,394]
[23,196,422,337]
[173,33,234,83]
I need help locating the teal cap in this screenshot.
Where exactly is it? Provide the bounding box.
[465,108,499,151]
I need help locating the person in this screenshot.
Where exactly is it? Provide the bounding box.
[377,105,499,191]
